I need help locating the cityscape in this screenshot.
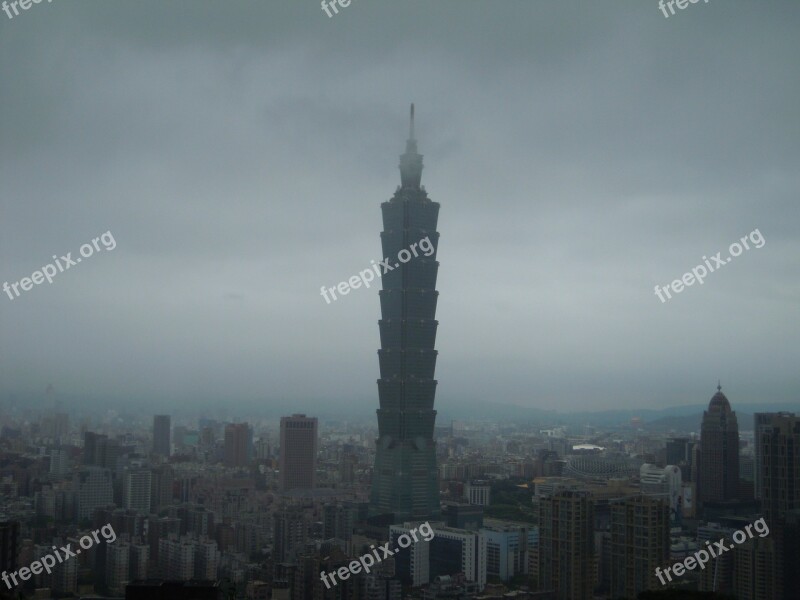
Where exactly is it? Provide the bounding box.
[2,2,799,600]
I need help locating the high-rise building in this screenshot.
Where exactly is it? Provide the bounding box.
[149,465,174,512]
[370,105,442,523]
[480,519,537,582]
[73,466,114,521]
[83,431,120,470]
[272,507,307,563]
[123,469,152,514]
[323,503,357,547]
[224,422,253,468]
[753,413,778,500]
[538,490,595,600]
[759,413,800,524]
[0,520,19,575]
[699,384,740,504]
[153,415,171,457]
[609,495,670,598]
[732,536,779,600]
[278,414,317,491]
[106,541,131,596]
[639,464,682,523]
[158,536,194,580]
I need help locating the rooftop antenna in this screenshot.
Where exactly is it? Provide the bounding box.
[409,103,415,141]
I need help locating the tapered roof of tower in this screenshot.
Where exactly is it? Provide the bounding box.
[708,382,732,413]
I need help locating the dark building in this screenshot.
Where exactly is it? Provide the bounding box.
[442,501,484,531]
[278,414,317,491]
[538,490,595,600]
[223,422,253,468]
[759,413,800,524]
[609,496,670,599]
[273,507,307,563]
[699,384,740,504]
[370,105,442,523]
[83,431,120,470]
[152,415,171,457]
[0,520,19,575]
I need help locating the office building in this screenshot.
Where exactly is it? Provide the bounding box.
[699,384,740,504]
[759,413,800,524]
[480,519,537,582]
[106,541,130,596]
[0,520,19,574]
[538,490,594,600]
[224,422,253,468]
[639,463,682,522]
[370,105,442,523]
[153,414,171,457]
[465,480,491,506]
[73,466,114,521]
[442,502,484,531]
[428,526,486,588]
[278,414,317,490]
[123,468,152,514]
[609,495,670,598]
[732,536,779,600]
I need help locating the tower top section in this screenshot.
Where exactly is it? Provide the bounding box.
[399,103,423,190]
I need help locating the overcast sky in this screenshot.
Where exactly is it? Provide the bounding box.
[1,1,798,416]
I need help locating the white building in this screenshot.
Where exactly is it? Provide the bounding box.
[464,480,491,506]
[639,464,682,521]
[194,539,221,579]
[159,537,195,579]
[123,468,152,514]
[390,522,487,589]
[49,448,71,475]
[480,519,538,581]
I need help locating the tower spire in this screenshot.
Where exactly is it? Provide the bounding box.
[399,103,423,189]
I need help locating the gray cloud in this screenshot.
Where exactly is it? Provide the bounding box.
[1,0,799,414]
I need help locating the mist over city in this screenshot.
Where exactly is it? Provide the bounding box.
[1,2,798,600]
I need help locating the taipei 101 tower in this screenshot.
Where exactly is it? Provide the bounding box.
[369,105,442,523]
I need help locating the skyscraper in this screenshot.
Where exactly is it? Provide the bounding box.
[370,105,442,523]
[278,414,317,491]
[224,422,253,468]
[609,495,670,598]
[759,413,800,524]
[123,468,152,514]
[152,415,171,457]
[538,490,595,600]
[699,384,740,504]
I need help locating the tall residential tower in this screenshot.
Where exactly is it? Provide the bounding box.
[370,105,441,523]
